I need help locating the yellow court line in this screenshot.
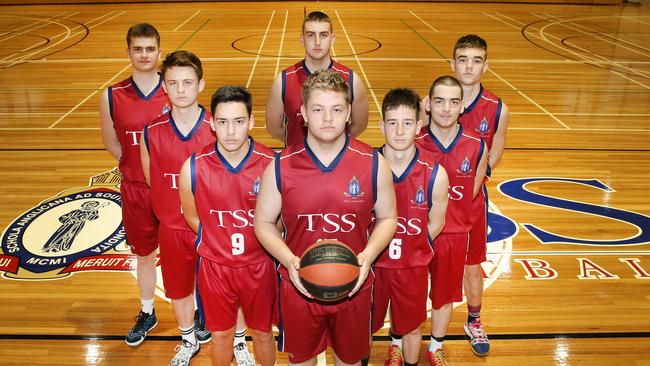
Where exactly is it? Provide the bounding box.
[409,10,439,32]
[334,9,381,113]
[173,10,201,32]
[274,10,289,77]
[246,10,276,89]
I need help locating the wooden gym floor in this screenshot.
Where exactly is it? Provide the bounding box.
[0,1,649,365]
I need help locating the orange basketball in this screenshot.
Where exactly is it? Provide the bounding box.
[299,240,360,302]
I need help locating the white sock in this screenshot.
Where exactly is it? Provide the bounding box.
[234,327,246,345]
[429,338,443,352]
[391,336,403,349]
[180,325,197,345]
[141,298,154,315]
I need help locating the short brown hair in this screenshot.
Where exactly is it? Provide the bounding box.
[126,23,160,47]
[302,11,333,33]
[428,75,463,100]
[302,69,350,105]
[453,34,488,60]
[161,50,203,81]
[381,88,420,120]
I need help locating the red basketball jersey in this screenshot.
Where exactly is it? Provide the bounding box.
[375,147,439,269]
[277,136,376,279]
[143,107,215,230]
[282,59,354,146]
[459,85,502,151]
[191,139,275,266]
[416,124,484,234]
[109,76,170,183]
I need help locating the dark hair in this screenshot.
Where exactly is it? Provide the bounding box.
[302,11,332,33]
[453,34,488,59]
[428,76,463,100]
[381,88,420,119]
[210,85,253,116]
[161,50,203,81]
[301,69,350,105]
[126,23,160,47]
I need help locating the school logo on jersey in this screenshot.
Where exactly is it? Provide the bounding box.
[476,118,490,135]
[458,156,472,175]
[344,175,364,199]
[0,169,154,280]
[249,177,262,197]
[162,104,171,115]
[412,186,426,207]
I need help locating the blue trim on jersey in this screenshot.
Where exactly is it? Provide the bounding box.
[494,98,503,134]
[190,153,197,194]
[281,70,287,104]
[195,223,203,251]
[372,148,378,204]
[486,162,492,178]
[394,148,420,183]
[276,273,285,352]
[143,125,150,152]
[349,68,355,104]
[274,152,282,194]
[194,257,206,327]
[476,139,486,171]
[107,87,114,123]
[304,133,350,172]
[463,84,483,114]
[215,137,255,174]
[130,73,163,100]
[427,123,464,153]
[169,107,206,141]
[427,161,439,210]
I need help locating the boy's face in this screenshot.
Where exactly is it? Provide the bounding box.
[162,66,204,109]
[428,84,464,128]
[301,89,350,143]
[301,21,334,62]
[127,37,161,73]
[451,47,488,86]
[380,105,422,152]
[211,101,253,153]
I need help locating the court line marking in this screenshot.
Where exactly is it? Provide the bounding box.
[173,10,200,32]
[621,15,650,27]
[246,10,275,88]
[0,12,74,44]
[409,10,439,32]
[274,10,289,77]
[334,10,381,113]
[0,14,75,62]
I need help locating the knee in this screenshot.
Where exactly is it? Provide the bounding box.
[250,329,274,343]
[137,251,157,264]
[211,330,235,347]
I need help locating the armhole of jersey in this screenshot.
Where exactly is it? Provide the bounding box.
[281,71,287,104]
[372,149,378,204]
[274,152,282,194]
[107,87,114,124]
[143,125,150,152]
[190,153,197,194]
[494,98,503,133]
[476,139,486,171]
[349,69,355,103]
[427,162,439,211]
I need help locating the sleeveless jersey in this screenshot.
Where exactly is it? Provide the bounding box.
[375,147,439,269]
[143,107,215,230]
[276,135,377,279]
[109,75,170,184]
[282,59,354,146]
[192,139,275,266]
[415,124,484,234]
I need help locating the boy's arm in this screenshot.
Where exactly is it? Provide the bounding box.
[179,157,199,233]
[99,89,122,161]
[428,164,449,241]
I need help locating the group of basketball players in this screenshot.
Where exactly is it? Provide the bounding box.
[99,10,509,366]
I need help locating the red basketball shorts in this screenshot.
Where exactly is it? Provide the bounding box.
[467,186,488,265]
[120,180,158,256]
[158,224,197,299]
[429,232,469,309]
[198,258,277,332]
[372,266,428,335]
[278,275,373,364]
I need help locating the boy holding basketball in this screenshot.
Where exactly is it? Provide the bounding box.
[452,34,509,356]
[373,88,449,366]
[254,70,397,365]
[415,76,487,366]
[179,85,277,366]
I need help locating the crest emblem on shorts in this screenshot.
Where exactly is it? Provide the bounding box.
[344,175,364,199]
[250,177,261,196]
[458,156,472,175]
[477,118,489,135]
[413,186,426,206]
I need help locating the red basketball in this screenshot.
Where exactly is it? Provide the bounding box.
[299,240,360,302]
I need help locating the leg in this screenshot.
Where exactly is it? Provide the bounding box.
[290,359,317,366]
[233,307,255,366]
[463,264,490,356]
[125,250,158,347]
[136,250,157,302]
[249,329,276,366]
[334,353,361,366]
[172,293,196,330]
[402,326,422,364]
[431,303,452,340]
[210,327,236,366]
[464,264,483,310]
